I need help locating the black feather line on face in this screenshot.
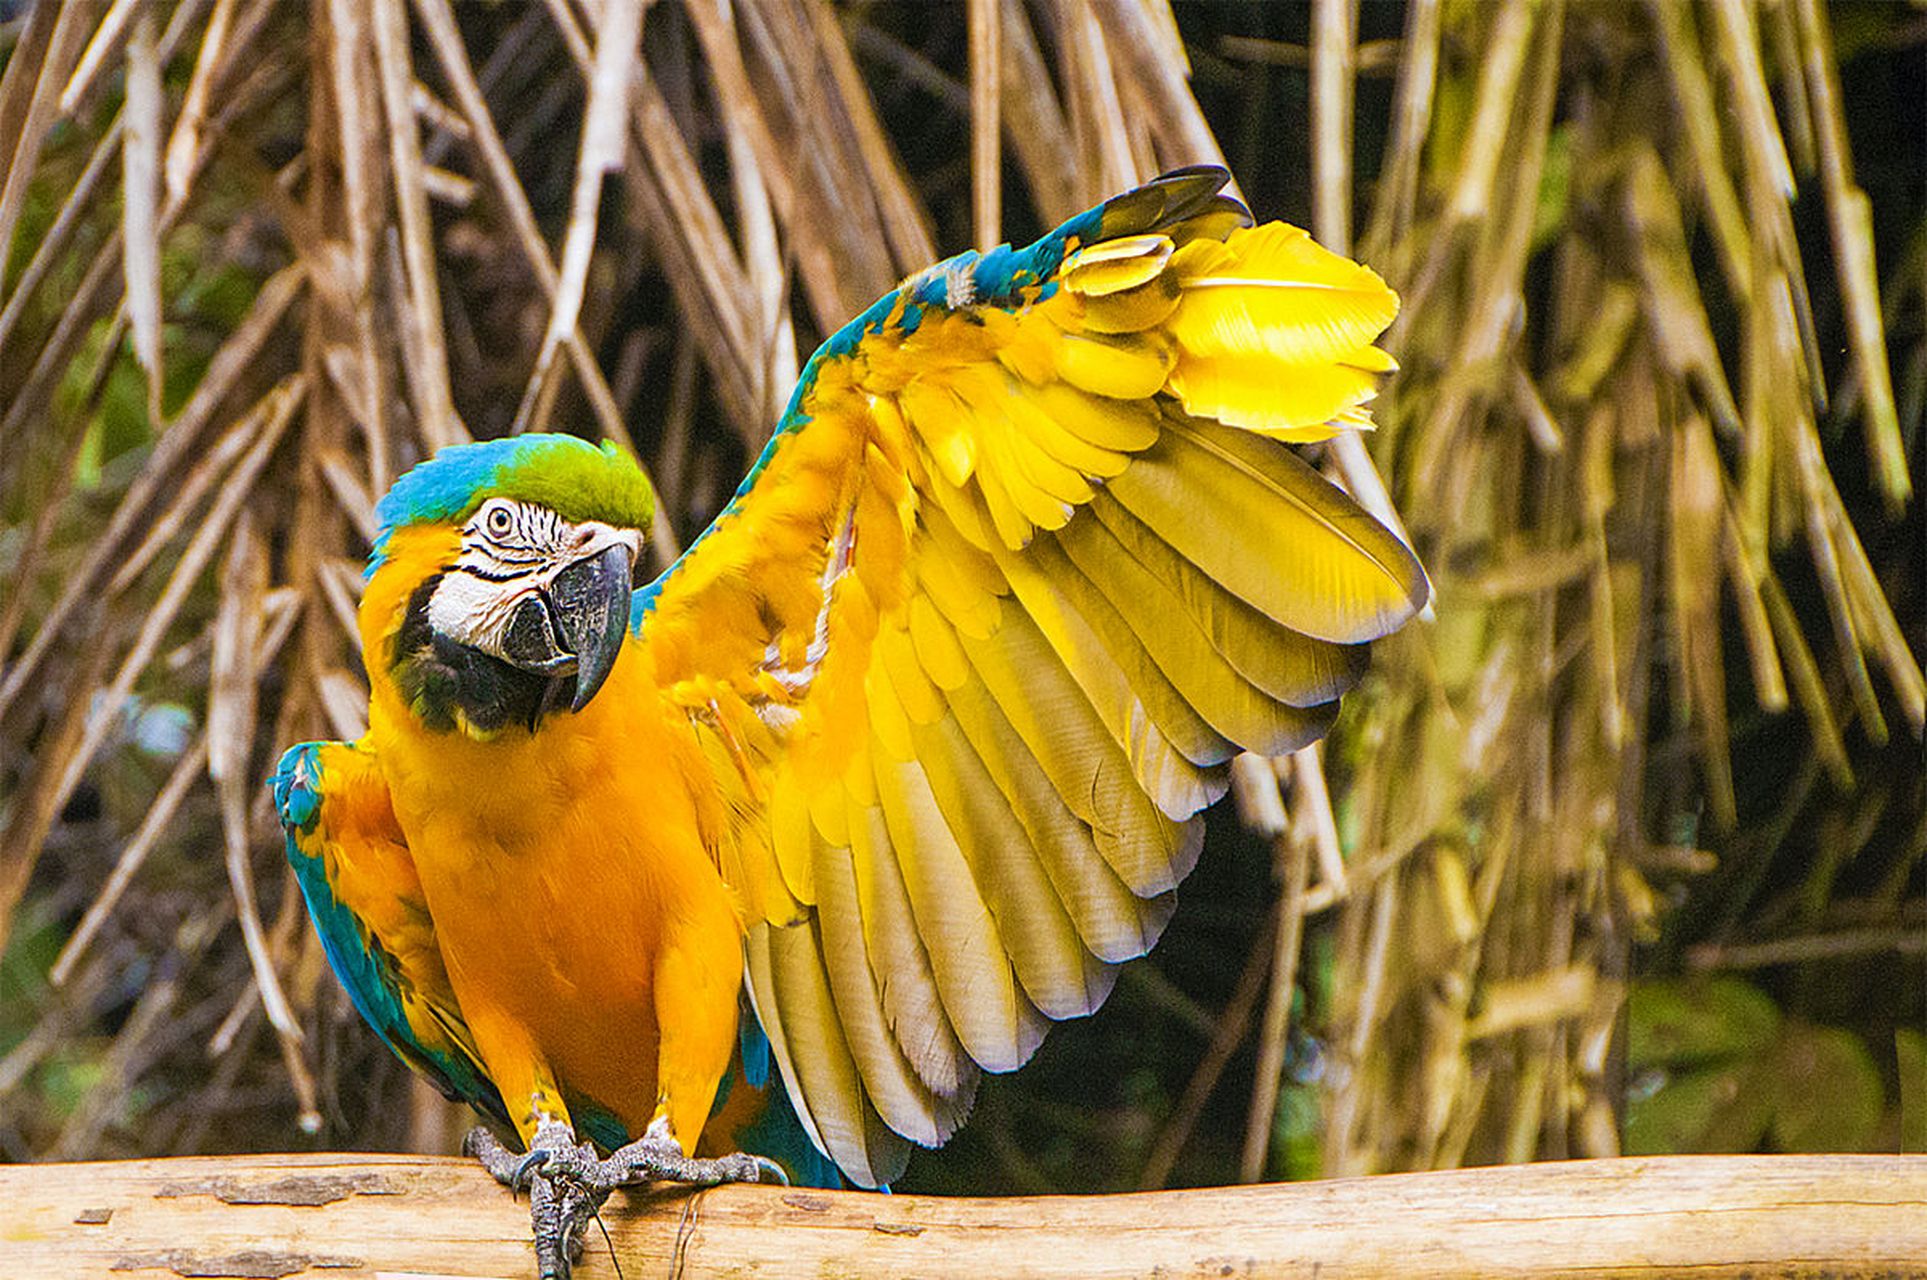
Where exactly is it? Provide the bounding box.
[392,572,565,734]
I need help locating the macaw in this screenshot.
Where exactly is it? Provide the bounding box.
[273,166,1427,1276]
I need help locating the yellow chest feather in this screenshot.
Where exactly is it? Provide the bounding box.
[368,639,742,1127]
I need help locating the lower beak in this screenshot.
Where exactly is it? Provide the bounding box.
[501,543,635,712]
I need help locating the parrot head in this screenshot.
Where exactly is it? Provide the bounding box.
[366,435,656,734]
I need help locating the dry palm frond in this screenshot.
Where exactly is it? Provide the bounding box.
[1307,0,1921,1177]
[0,0,1916,1183]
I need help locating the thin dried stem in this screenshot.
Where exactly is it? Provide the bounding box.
[1136,907,1276,1191]
[968,0,1001,253]
[0,0,96,300]
[1240,818,1313,1183]
[371,0,463,448]
[515,0,644,434]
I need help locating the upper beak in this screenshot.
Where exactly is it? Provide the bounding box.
[500,541,635,712]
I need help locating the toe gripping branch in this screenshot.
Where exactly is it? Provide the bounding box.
[466,1124,787,1280]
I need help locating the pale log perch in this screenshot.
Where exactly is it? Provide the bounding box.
[2,1152,1924,1279]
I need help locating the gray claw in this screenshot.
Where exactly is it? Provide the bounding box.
[511,1148,552,1188]
[466,1121,780,1280]
[466,1124,604,1280]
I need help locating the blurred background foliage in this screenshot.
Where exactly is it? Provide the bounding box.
[0,0,1920,1194]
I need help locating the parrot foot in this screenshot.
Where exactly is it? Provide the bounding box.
[463,1120,784,1280]
[466,1122,608,1280]
[600,1117,790,1188]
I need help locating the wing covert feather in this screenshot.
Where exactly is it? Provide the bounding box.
[636,166,1426,1186]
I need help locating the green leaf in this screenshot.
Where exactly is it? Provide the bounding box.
[1627,977,1780,1069]
[1623,1060,1773,1156]
[1769,1023,1883,1153]
[1898,1029,1925,1153]
[1530,124,1572,254]
[39,1049,107,1119]
[1272,1080,1322,1182]
[0,897,65,1051]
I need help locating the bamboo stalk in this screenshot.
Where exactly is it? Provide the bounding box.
[1793,0,1908,511]
[166,0,236,203]
[121,7,163,422]
[997,0,1077,225]
[208,511,311,1105]
[1310,0,1354,254]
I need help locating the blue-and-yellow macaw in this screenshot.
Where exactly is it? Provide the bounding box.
[274,166,1426,1275]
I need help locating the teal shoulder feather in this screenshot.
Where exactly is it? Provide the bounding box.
[272,742,507,1126]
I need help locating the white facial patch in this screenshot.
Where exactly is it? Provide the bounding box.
[427,569,533,653]
[425,499,643,658]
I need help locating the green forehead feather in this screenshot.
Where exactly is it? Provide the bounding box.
[483,436,658,528]
[372,435,656,564]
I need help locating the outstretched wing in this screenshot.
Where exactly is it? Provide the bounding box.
[273,740,504,1122]
[635,166,1427,1186]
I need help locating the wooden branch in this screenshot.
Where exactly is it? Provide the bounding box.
[4,1152,1924,1279]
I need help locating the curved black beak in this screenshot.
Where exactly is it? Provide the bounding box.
[550,542,634,711]
[500,542,634,713]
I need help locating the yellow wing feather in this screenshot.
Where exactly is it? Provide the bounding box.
[637,168,1427,1185]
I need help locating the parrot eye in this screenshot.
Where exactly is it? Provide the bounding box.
[484,503,515,537]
